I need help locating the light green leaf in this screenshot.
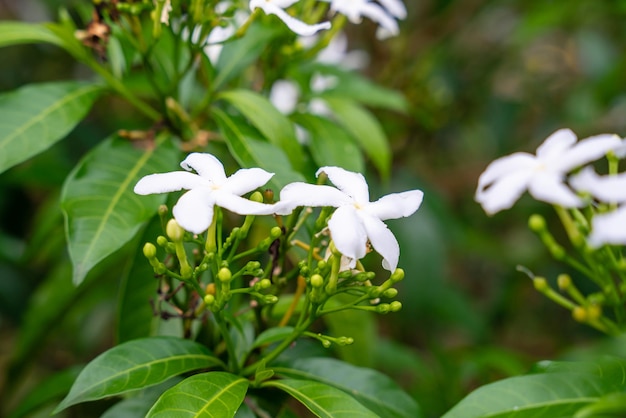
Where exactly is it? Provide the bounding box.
[274,358,422,418]
[219,89,305,168]
[292,114,364,173]
[0,21,64,48]
[100,378,183,418]
[0,81,103,174]
[442,357,626,418]
[263,378,378,418]
[55,337,222,412]
[146,372,249,418]
[251,327,295,350]
[323,97,391,178]
[213,108,306,190]
[61,134,179,285]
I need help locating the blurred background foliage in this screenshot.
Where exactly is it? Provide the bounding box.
[1,0,625,417]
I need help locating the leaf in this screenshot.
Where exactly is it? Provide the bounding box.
[0,81,103,174]
[323,97,391,179]
[274,358,422,418]
[100,378,183,418]
[55,337,222,412]
[442,357,626,418]
[61,134,179,285]
[292,114,364,173]
[146,372,249,418]
[263,378,378,418]
[219,89,305,168]
[0,21,64,48]
[251,326,295,350]
[213,108,306,190]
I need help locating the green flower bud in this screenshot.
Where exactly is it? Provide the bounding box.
[156,235,168,247]
[143,242,157,259]
[258,279,272,289]
[572,306,586,322]
[557,274,571,290]
[158,205,169,217]
[317,260,327,270]
[528,214,546,232]
[310,274,324,288]
[249,191,263,203]
[203,294,215,306]
[246,261,261,270]
[390,268,405,283]
[383,288,398,298]
[270,226,282,239]
[218,267,232,282]
[337,337,354,346]
[166,219,185,241]
[390,301,402,312]
[321,339,331,348]
[377,303,391,314]
[533,277,548,291]
[263,295,278,304]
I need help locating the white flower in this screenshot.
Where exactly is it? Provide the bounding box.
[475,129,621,215]
[570,166,626,203]
[250,0,331,37]
[134,153,277,234]
[279,166,423,271]
[316,32,369,70]
[269,79,300,114]
[587,205,626,247]
[321,0,407,39]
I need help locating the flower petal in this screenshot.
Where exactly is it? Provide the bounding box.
[222,168,274,195]
[476,169,533,214]
[365,190,424,220]
[328,205,368,262]
[475,153,535,202]
[270,80,300,114]
[134,171,207,195]
[316,166,369,203]
[378,0,407,19]
[535,129,577,161]
[180,153,227,184]
[360,212,399,272]
[172,188,216,234]
[528,173,582,207]
[279,182,352,210]
[251,1,331,36]
[570,167,626,203]
[588,205,626,247]
[557,134,622,172]
[360,3,399,38]
[214,191,280,215]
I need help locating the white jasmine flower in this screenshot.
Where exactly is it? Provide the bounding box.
[316,32,369,70]
[279,166,423,271]
[134,153,277,234]
[570,167,626,203]
[269,79,300,114]
[321,0,407,39]
[587,205,626,247]
[204,4,249,64]
[475,129,621,215]
[250,0,331,37]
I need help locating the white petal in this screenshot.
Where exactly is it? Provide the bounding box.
[476,153,536,201]
[180,153,227,183]
[172,188,216,234]
[557,134,622,172]
[536,129,577,161]
[214,191,281,215]
[570,167,626,203]
[270,80,300,114]
[134,171,207,195]
[251,1,331,36]
[377,0,407,19]
[476,170,533,214]
[588,206,626,247]
[365,190,424,220]
[360,212,399,272]
[528,174,582,207]
[222,168,274,195]
[279,182,352,209]
[316,166,369,203]
[360,3,399,37]
[328,205,368,262]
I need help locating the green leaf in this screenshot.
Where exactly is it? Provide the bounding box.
[274,358,422,418]
[213,108,306,190]
[323,97,391,178]
[100,378,183,418]
[292,114,364,173]
[61,134,179,285]
[219,89,305,169]
[442,357,626,418]
[146,372,249,418]
[0,81,103,174]
[0,21,64,48]
[263,378,378,418]
[251,326,295,350]
[575,393,626,418]
[55,337,222,412]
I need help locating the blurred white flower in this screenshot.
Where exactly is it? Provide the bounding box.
[250,0,331,36]
[570,167,626,203]
[587,205,626,247]
[475,129,621,215]
[316,32,369,70]
[269,80,300,114]
[279,166,423,271]
[321,0,407,39]
[134,153,277,234]
[204,3,249,64]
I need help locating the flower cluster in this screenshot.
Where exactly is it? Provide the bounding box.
[135,152,423,272]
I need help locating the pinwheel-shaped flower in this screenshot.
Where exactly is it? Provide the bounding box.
[134,153,277,234]
[280,166,423,271]
[475,129,621,215]
[250,0,331,37]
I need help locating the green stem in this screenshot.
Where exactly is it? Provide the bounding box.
[215,310,240,373]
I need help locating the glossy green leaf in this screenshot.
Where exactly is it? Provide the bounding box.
[146,372,249,418]
[442,357,626,418]
[61,134,179,285]
[263,378,378,418]
[213,108,305,190]
[323,97,391,178]
[100,378,183,418]
[292,114,364,173]
[251,326,295,350]
[219,89,305,169]
[574,392,626,418]
[274,358,422,418]
[0,81,103,174]
[55,337,221,412]
[0,21,64,48]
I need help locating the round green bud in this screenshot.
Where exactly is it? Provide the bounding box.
[310,274,324,288]
[143,242,157,259]
[338,337,354,346]
[270,226,282,239]
[390,268,405,283]
[258,279,272,289]
[317,260,327,270]
[572,306,587,322]
[533,277,548,292]
[390,301,402,312]
[377,303,391,314]
[383,288,398,298]
[528,214,546,232]
[321,339,331,348]
[263,295,278,304]
[249,191,263,203]
[557,274,571,290]
[246,261,261,270]
[550,244,566,260]
[587,304,602,321]
[198,263,209,272]
[203,294,215,305]
[166,219,185,241]
[218,267,232,282]
[156,235,168,247]
[158,205,169,216]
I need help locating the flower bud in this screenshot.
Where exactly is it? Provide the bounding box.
[383,288,398,298]
[572,306,587,322]
[218,267,232,282]
[206,283,216,295]
[533,277,548,292]
[337,337,354,346]
[143,242,157,259]
[156,235,168,247]
[528,214,546,232]
[166,219,185,241]
[203,294,215,306]
[264,189,274,203]
[158,205,169,217]
[321,339,331,348]
[390,268,405,283]
[557,274,571,290]
[258,278,272,289]
[263,295,278,304]
[249,191,263,203]
[270,226,282,239]
[310,274,324,288]
[377,303,391,314]
[390,301,402,312]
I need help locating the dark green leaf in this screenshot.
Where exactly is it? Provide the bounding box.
[263,378,378,418]
[55,337,222,412]
[0,81,103,174]
[100,378,183,418]
[146,372,249,417]
[274,358,422,418]
[251,326,295,350]
[61,134,179,285]
[219,89,305,168]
